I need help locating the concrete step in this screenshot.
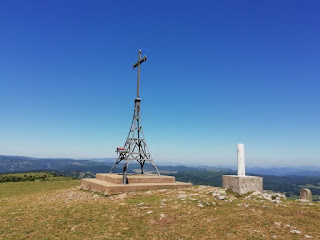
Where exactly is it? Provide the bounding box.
[96,173,176,184]
[81,178,192,195]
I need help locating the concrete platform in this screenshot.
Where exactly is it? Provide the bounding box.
[81,173,192,195]
[96,173,175,184]
[222,175,263,195]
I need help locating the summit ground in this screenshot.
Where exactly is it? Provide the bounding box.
[1,180,320,239]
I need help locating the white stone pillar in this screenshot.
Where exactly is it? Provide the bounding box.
[237,143,245,176]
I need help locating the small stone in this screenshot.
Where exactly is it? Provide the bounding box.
[290,230,301,234]
[218,195,226,200]
[274,222,281,227]
[137,202,145,206]
[158,189,167,192]
[159,213,165,219]
[251,191,261,196]
[271,235,277,239]
[304,235,312,238]
[198,203,204,208]
[177,194,188,199]
[146,211,153,214]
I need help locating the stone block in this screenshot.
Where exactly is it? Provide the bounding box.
[222,175,263,195]
[300,188,312,202]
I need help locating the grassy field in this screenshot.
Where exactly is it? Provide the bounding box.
[0,180,80,199]
[0,181,319,240]
[0,172,56,178]
[0,172,74,183]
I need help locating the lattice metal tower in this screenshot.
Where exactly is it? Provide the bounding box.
[109,50,160,182]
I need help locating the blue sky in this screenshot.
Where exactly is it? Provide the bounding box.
[0,1,319,167]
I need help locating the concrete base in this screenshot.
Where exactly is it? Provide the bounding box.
[222,175,263,195]
[81,173,192,195]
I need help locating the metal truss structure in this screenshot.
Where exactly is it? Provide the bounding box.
[109,50,160,183]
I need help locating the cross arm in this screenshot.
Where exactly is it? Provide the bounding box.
[133,55,147,69]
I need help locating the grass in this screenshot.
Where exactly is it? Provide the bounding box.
[0,172,53,178]
[0,171,74,183]
[0,180,80,199]
[288,194,320,201]
[300,184,320,189]
[0,181,319,239]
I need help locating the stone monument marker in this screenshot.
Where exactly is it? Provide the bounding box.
[222,143,263,194]
[237,143,245,176]
[300,188,312,202]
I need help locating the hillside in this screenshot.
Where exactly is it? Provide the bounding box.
[0,180,319,239]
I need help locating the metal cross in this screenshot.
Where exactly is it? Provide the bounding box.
[109,49,160,181]
[133,49,147,99]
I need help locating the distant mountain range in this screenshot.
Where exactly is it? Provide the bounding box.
[1,155,320,177]
[246,166,320,177]
[0,155,229,175]
[0,155,114,174]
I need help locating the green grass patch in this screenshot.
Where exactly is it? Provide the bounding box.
[300,184,320,189]
[0,180,80,198]
[126,194,163,205]
[0,171,75,183]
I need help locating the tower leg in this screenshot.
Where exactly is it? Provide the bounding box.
[140,161,145,174]
[123,163,128,184]
[149,161,160,175]
[109,159,121,173]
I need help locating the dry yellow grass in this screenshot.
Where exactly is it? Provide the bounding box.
[0,181,319,240]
